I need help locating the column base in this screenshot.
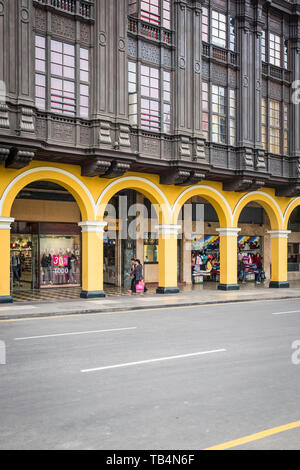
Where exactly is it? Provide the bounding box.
[156,286,180,294]
[269,281,290,289]
[80,290,106,299]
[218,284,240,291]
[0,296,13,303]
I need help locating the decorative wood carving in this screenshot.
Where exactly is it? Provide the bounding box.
[5,148,34,169]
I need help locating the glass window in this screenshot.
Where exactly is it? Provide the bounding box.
[40,235,81,287]
[162,71,171,133]
[162,0,171,29]
[229,17,236,52]
[35,36,46,110]
[128,61,138,127]
[269,100,280,154]
[229,89,236,146]
[141,0,160,25]
[269,33,281,67]
[128,62,171,132]
[140,65,160,131]
[202,81,209,138]
[284,104,288,155]
[35,36,89,118]
[140,0,171,29]
[79,47,89,118]
[211,11,227,49]
[261,30,266,62]
[284,40,289,69]
[202,7,209,43]
[212,85,226,144]
[261,98,267,151]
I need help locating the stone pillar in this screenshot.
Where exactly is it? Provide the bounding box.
[78,221,107,298]
[268,230,291,288]
[216,228,241,291]
[173,0,206,160]
[0,217,14,303]
[290,14,300,160]
[156,225,181,294]
[93,0,131,150]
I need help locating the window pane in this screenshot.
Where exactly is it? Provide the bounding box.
[51,40,62,53]
[80,70,89,82]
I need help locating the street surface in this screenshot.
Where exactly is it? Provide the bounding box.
[0,298,300,450]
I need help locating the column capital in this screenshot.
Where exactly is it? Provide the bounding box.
[78,221,107,233]
[216,228,241,237]
[267,230,291,239]
[0,217,14,230]
[155,224,181,236]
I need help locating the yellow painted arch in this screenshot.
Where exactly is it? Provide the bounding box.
[96,176,172,224]
[171,185,232,227]
[0,167,96,220]
[283,197,300,230]
[233,192,283,230]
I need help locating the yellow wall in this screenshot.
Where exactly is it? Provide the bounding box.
[0,161,299,298]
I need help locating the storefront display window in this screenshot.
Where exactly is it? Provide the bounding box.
[40,235,80,287]
[144,234,158,263]
[10,234,38,289]
[104,235,117,284]
[288,243,300,272]
[191,234,263,283]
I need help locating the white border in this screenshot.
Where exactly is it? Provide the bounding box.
[78,221,108,233]
[267,230,291,239]
[96,176,172,221]
[171,185,233,225]
[233,191,284,228]
[0,217,15,230]
[283,197,300,227]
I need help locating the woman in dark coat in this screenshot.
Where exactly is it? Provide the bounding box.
[133,259,147,293]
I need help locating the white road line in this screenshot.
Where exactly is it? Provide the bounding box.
[14,326,137,341]
[272,310,300,315]
[0,306,36,311]
[81,348,227,373]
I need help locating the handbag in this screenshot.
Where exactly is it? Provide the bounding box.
[136,281,144,291]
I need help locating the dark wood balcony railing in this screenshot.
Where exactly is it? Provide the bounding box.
[262,62,291,82]
[128,17,173,46]
[34,0,93,19]
[202,42,238,67]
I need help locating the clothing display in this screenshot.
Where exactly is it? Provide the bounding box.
[192,234,263,283]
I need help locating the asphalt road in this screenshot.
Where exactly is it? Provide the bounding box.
[0,298,300,450]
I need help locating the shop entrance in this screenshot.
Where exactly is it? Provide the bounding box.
[10,181,82,300]
[237,203,270,286]
[287,206,300,284]
[104,189,158,291]
[179,198,269,289]
[10,230,39,290]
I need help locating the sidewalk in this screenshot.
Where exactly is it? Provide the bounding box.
[1,282,300,320]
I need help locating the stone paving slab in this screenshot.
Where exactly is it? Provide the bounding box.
[1,285,300,320]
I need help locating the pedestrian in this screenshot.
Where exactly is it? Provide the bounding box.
[255,256,264,284]
[238,251,246,283]
[134,259,147,293]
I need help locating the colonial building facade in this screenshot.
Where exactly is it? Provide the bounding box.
[0,0,300,302]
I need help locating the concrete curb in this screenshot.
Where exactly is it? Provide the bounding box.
[1,294,300,320]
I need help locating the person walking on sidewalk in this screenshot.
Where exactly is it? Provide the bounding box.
[134,259,148,293]
[255,257,264,284]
